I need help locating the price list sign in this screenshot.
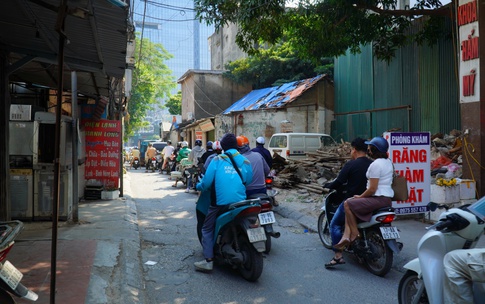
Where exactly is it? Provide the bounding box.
[83,119,121,189]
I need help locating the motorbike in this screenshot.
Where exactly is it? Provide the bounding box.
[184,165,201,191]
[147,157,157,172]
[398,201,485,304]
[0,221,38,303]
[211,198,266,282]
[132,157,140,170]
[318,190,402,276]
[248,187,280,254]
[161,155,175,175]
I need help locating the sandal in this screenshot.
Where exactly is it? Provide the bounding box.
[325,257,346,268]
[333,238,350,250]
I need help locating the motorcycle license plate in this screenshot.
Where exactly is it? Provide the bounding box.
[247,227,267,243]
[380,226,400,240]
[258,211,276,225]
[0,261,23,290]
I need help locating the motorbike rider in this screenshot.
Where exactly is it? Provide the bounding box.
[251,136,273,168]
[324,137,372,268]
[186,139,206,193]
[199,141,216,169]
[334,136,394,250]
[171,142,182,171]
[145,143,158,172]
[130,146,140,169]
[237,135,270,197]
[194,133,253,272]
[176,141,191,162]
[161,140,175,173]
[443,248,485,304]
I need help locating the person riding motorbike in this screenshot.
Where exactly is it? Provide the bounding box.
[199,141,216,170]
[443,248,485,304]
[251,136,273,168]
[161,140,175,173]
[145,143,158,171]
[171,142,182,171]
[130,146,140,169]
[186,139,206,192]
[323,137,372,268]
[194,134,253,272]
[334,136,394,251]
[176,141,191,162]
[237,135,270,197]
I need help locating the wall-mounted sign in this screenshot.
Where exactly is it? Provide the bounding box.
[83,119,121,189]
[458,0,480,103]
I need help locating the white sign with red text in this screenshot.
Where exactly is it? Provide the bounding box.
[384,132,431,215]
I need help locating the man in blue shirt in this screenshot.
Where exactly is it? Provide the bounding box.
[194,134,253,272]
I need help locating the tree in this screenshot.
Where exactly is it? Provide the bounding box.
[224,40,333,89]
[195,0,450,62]
[125,36,175,139]
[165,91,182,115]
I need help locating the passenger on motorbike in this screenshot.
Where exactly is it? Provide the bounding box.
[443,248,485,304]
[334,136,394,250]
[145,143,158,172]
[237,135,270,197]
[195,141,222,243]
[171,142,182,171]
[199,141,216,171]
[194,133,253,272]
[324,137,372,268]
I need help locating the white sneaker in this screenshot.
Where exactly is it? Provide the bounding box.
[185,189,190,193]
[194,260,213,272]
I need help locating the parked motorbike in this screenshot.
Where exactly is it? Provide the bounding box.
[398,201,485,304]
[318,190,402,276]
[132,157,140,170]
[211,198,266,282]
[0,221,38,303]
[248,188,280,254]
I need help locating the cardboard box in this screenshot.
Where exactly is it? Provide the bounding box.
[430,184,459,204]
[459,179,476,200]
[101,190,119,200]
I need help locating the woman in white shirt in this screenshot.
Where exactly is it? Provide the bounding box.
[334,136,394,250]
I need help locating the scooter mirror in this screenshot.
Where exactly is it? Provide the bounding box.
[428,202,438,212]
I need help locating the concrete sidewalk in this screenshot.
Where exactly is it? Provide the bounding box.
[8,176,144,304]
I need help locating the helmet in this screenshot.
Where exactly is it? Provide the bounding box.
[206,141,213,149]
[237,135,249,147]
[256,136,265,145]
[365,137,389,153]
[195,139,202,146]
[177,142,182,148]
[212,141,222,151]
[167,140,172,145]
[181,141,188,147]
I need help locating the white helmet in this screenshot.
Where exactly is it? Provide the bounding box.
[256,136,265,144]
[181,141,188,147]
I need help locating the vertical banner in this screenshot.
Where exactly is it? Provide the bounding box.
[83,119,121,189]
[384,132,431,214]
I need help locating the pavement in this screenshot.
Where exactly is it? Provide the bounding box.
[6,180,485,303]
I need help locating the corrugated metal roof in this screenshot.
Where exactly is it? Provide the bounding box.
[223,74,327,114]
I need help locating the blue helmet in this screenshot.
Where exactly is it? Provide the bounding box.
[365,137,389,153]
[206,141,213,149]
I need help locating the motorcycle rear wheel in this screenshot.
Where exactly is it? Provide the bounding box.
[317,211,333,249]
[398,270,428,304]
[0,289,15,304]
[238,235,263,282]
[363,229,393,276]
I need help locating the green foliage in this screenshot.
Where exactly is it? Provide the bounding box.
[195,0,450,61]
[165,91,182,115]
[125,36,175,140]
[223,41,333,88]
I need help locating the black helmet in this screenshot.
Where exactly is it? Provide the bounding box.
[365,137,389,153]
[206,141,213,149]
[195,139,202,146]
[167,140,172,145]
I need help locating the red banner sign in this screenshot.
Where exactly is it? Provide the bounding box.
[83,119,121,189]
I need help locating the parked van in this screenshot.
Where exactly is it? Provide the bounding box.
[268,133,336,160]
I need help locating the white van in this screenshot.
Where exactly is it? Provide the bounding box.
[268,133,336,160]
